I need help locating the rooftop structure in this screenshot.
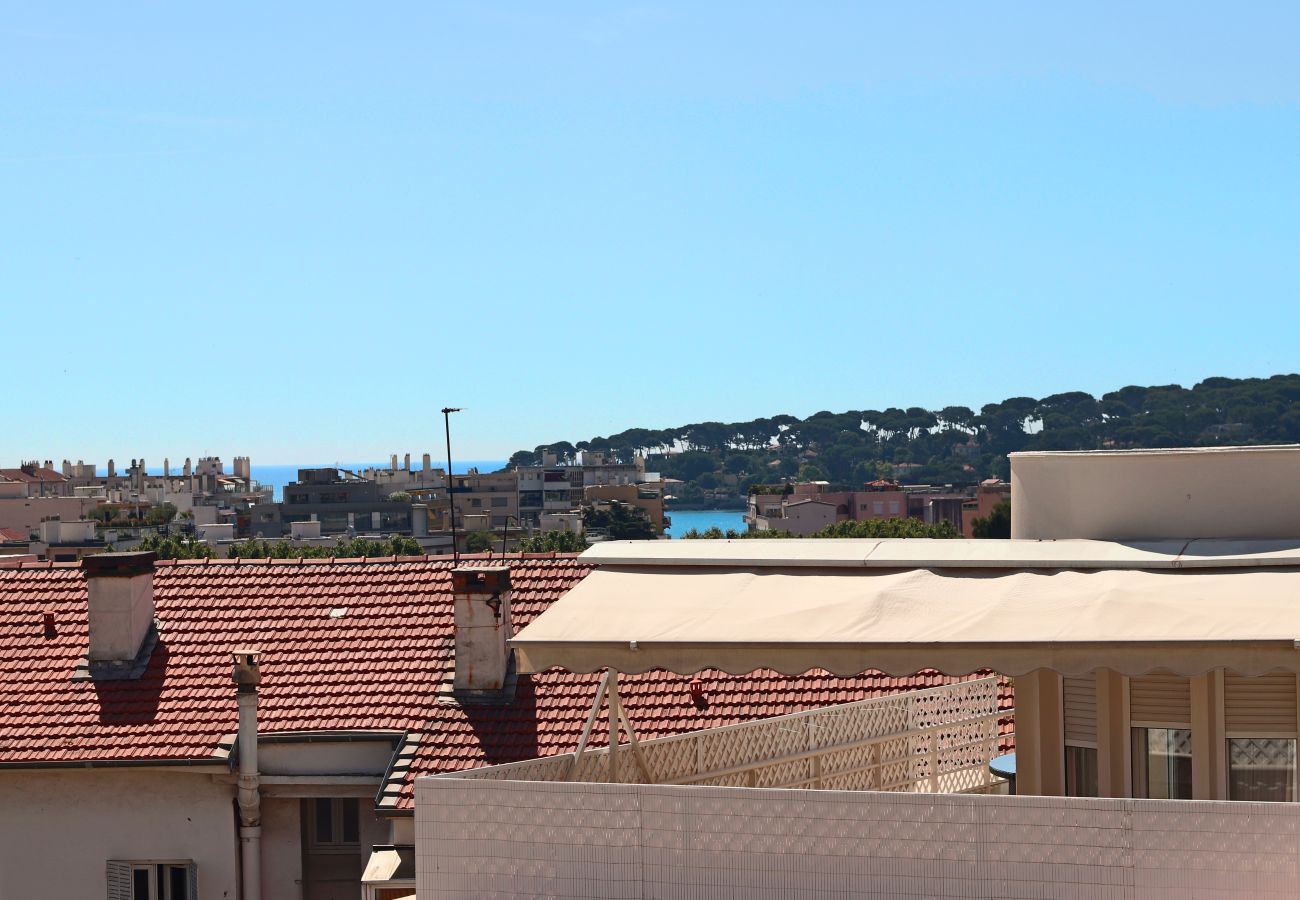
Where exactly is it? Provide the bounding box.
[416,444,1300,898]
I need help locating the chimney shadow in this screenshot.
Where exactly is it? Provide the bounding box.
[93,641,169,725]
[459,675,539,765]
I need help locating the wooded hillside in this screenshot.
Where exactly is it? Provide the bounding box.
[509,375,1300,503]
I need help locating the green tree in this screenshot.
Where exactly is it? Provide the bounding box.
[134,533,215,559]
[144,502,179,526]
[226,535,424,559]
[970,501,1011,539]
[584,502,656,540]
[464,531,495,553]
[518,530,589,552]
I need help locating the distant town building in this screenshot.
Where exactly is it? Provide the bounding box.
[249,468,414,537]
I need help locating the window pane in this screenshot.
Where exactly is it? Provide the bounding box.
[341,798,360,844]
[168,864,189,900]
[1065,746,1099,797]
[1229,738,1296,802]
[133,868,151,900]
[315,798,334,843]
[1133,727,1193,799]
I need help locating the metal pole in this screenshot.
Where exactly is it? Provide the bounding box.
[441,407,462,565]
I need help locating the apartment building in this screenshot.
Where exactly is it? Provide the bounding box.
[517,450,649,530]
[248,468,413,537]
[0,461,72,497]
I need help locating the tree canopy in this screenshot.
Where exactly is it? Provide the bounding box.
[505,375,1300,503]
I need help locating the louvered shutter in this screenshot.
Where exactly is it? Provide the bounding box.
[1129,674,1191,726]
[1063,675,1097,746]
[107,861,133,900]
[1225,673,1298,735]
[187,862,199,900]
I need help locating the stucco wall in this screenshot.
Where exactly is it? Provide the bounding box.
[417,778,1300,899]
[1011,446,1300,540]
[0,768,238,899]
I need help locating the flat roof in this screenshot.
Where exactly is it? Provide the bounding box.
[581,538,1300,570]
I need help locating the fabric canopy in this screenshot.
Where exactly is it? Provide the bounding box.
[510,566,1300,678]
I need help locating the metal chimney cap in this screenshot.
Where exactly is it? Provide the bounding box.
[231,649,262,687]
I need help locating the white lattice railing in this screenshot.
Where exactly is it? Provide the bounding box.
[444,677,1011,794]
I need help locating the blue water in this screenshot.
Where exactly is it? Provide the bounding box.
[665,509,747,538]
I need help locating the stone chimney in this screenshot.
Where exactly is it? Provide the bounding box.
[107,458,116,477]
[404,453,411,472]
[452,567,513,694]
[82,551,158,677]
[423,453,432,472]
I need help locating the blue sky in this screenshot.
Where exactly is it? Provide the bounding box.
[4,3,1299,462]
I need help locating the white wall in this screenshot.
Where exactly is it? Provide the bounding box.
[0,768,238,899]
[261,796,304,897]
[417,778,1300,899]
[1012,445,1300,540]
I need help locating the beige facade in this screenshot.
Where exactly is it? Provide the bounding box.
[583,483,666,534]
[0,768,239,899]
[450,470,518,532]
[0,496,99,536]
[1011,445,1300,541]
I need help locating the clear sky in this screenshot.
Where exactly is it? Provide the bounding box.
[4,3,1299,463]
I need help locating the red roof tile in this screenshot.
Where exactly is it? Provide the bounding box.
[0,528,27,543]
[0,555,1013,810]
[0,467,68,484]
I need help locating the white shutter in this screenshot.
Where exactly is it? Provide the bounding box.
[1225,673,1298,735]
[1063,675,1097,746]
[107,861,133,900]
[187,862,199,900]
[1129,674,1191,726]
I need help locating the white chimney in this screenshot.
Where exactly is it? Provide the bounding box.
[84,551,157,664]
[452,567,512,693]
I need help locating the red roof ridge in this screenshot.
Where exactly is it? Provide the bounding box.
[118,552,586,569]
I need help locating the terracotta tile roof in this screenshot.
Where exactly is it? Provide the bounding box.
[0,467,68,483]
[0,528,28,543]
[0,554,1013,811]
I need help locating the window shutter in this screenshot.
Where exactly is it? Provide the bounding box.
[1063,674,1097,746]
[1225,673,1298,735]
[1129,674,1191,726]
[187,862,199,900]
[106,861,132,900]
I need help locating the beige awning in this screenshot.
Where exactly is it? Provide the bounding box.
[511,566,1300,678]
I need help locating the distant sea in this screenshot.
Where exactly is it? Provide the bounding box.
[665,509,746,539]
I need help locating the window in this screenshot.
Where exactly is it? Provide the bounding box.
[1132,728,1193,799]
[1228,737,1296,802]
[872,501,884,515]
[491,497,508,508]
[888,501,900,515]
[1065,746,1099,797]
[1062,675,1098,797]
[309,797,361,850]
[107,861,195,900]
[470,498,482,508]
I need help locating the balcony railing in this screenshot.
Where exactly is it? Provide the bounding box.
[444,677,1009,795]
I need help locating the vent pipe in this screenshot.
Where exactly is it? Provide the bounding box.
[233,650,262,900]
